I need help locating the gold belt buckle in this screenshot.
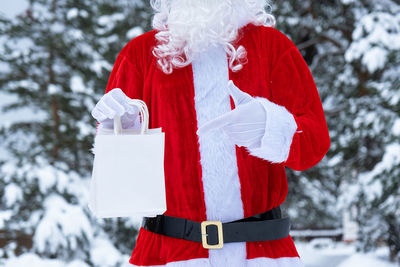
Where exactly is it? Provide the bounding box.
[200,221,224,249]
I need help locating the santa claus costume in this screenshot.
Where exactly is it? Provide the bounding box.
[92,0,330,266]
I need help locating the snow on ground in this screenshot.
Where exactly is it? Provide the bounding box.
[2,240,398,267]
[295,240,398,267]
[1,253,91,267]
[337,253,398,267]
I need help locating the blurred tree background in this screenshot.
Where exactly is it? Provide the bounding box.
[0,0,399,266]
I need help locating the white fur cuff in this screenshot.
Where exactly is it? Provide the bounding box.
[246,97,297,163]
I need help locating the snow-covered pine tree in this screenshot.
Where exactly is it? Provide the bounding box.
[273,0,354,230]
[0,0,151,265]
[274,0,400,261]
[338,0,400,261]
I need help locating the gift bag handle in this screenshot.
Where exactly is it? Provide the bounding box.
[113,99,149,135]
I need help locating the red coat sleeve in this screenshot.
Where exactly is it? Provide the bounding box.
[269,44,330,171]
[104,53,143,98]
[95,47,144,134]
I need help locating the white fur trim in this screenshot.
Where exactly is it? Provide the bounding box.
[192,44,247,265]
[129,256,304,267]
[246,97,297,163]
[192,45,245,223]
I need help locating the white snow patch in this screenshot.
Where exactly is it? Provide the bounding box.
[337,253,396,267]
[3,183,23,207]
[48,84,62,95]
[357,143,400,201]
[328,154,343,167]
[70,75,85,93]
[345,11,400,73]
[4,253,91,267]
[91,59,113,74]
[341,0,355,4]
[97,13,126,34]
[68,29,84,40]
[77,120,93,137]
[90,235,123,266]
[50,22,65,34]
[126,27,144,39]
[362,46,387,73]
[79,10,89,18]
[392,118,400,136]
[286,17,300,26]
[98,13,125,26]
[0,92,47,128]
[0,210,13,228]
[30,165,58,193]
[33,194,93,254]
[0,0,29,19]
[67,8,79,20]
[296,241,397,267]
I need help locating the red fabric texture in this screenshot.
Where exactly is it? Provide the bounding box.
[100,24,330,265]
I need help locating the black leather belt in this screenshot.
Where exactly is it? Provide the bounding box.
[142,206,290,249]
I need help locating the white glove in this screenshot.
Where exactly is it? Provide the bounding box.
[197,80,266,149]
[91,88,141,130]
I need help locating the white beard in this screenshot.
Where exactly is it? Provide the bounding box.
[168,0,251,55]
[151,0,274,74]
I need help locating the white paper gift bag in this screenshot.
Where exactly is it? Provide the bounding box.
[89,99,166,218]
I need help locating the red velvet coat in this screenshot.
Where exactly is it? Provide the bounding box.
[102,23,330,266]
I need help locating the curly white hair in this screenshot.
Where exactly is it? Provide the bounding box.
[150,0,275,74]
